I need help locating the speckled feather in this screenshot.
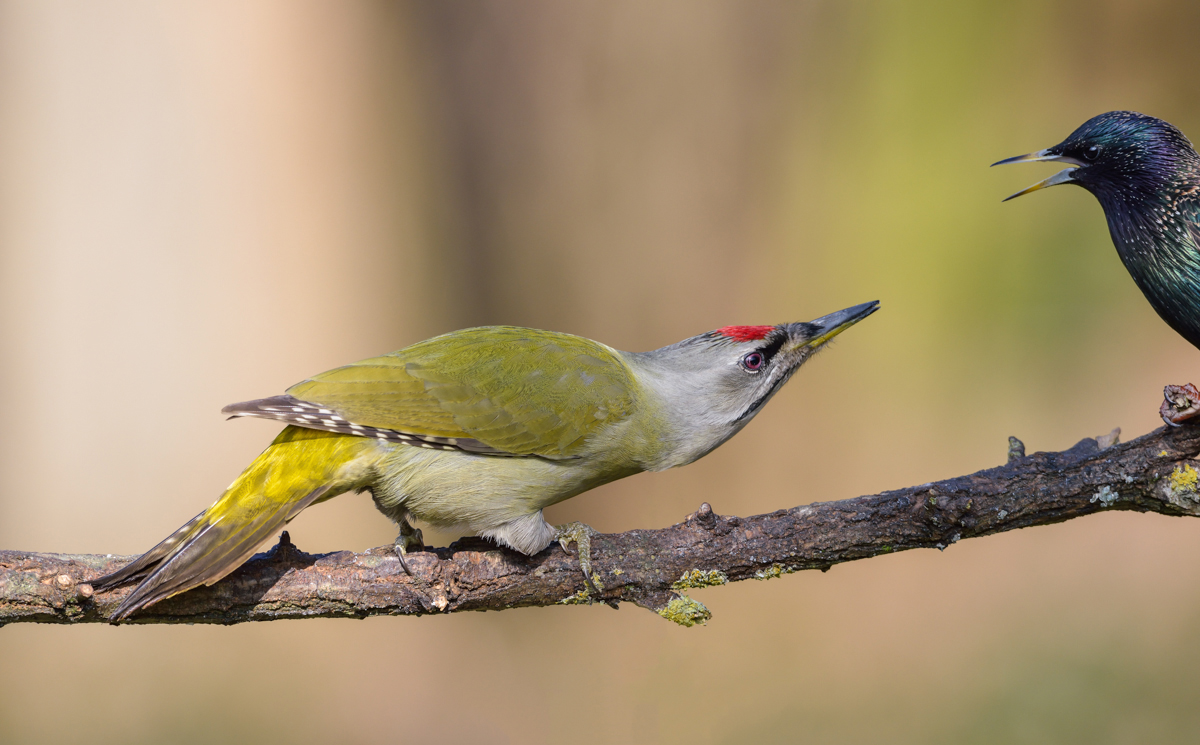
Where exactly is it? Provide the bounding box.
[222,395,508,455]
[227,327,640,460]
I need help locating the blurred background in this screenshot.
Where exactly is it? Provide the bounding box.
[3,1,1200,742]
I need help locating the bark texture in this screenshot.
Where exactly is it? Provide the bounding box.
[5,423,1200,627]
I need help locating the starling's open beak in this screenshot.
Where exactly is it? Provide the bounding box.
[992,149,1087,202]
[795,300,879,350]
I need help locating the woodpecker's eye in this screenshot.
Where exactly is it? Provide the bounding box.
[1084,145,1100,161]
[741,352,764,371]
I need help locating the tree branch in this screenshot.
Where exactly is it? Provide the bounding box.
[5,423,1200,627]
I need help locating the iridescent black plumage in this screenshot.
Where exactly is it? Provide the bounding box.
[996,111,1200,423]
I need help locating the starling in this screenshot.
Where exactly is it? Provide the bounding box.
[994,111,1200,425]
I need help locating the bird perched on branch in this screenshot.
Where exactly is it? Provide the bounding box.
[90,302,879,620]
[994,111,1200,425]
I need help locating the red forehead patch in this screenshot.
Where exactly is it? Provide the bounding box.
[716,325,773,342]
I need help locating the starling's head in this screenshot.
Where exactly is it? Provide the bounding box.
[993,111,1198,203]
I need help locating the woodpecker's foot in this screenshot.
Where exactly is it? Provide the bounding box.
[393,522,425,576]
[554,521,606,599]
[1161,384,1200,426]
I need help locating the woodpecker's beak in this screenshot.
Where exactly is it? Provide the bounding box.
[796,300,879,350]
[992,148,1087,202]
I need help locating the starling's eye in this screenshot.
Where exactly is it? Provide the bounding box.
[741,352,765,371]
[1085,145,1100,161]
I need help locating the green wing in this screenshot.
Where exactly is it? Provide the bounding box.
[279,327,637,459]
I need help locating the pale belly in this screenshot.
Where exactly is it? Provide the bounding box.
[370,440,640,533]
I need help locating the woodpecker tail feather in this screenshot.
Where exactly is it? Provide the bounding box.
[92,426,380,621]
[89,510,209,592]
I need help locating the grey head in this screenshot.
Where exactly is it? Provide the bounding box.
[626,300,879,469]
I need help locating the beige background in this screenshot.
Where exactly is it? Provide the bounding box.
[3,1,1200,742]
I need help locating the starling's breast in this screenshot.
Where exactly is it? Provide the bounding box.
[1105,206,1200,350]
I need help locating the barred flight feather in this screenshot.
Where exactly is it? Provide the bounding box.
[221,395,520,456]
